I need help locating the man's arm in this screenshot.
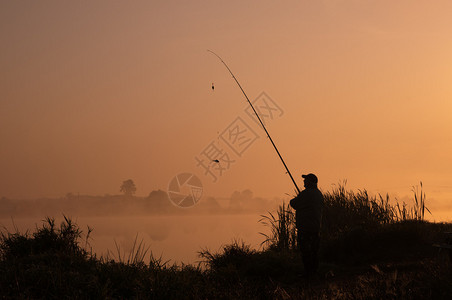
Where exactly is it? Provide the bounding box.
[289,196,299,210]
[290,190,311,210]
[290,191,305,210]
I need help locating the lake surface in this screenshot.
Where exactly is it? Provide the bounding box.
[0,214,269,265]
[2,206,450,266]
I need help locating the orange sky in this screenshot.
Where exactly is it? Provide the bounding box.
[1,1,451,220]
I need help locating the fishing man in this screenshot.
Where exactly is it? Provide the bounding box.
[290,173,324,278]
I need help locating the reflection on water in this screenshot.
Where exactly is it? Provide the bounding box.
[0,214,268,265]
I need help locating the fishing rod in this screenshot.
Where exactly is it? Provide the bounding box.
[207,50,301,194]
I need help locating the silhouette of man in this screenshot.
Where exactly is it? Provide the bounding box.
[290,173,324,278]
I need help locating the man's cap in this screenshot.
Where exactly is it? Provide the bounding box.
[302,173,318,184]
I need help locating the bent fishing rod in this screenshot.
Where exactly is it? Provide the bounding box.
[207,50,301,194]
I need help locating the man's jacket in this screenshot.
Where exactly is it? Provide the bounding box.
[290,187,324,232]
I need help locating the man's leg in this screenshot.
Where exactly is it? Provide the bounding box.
[300,231,320,277]
[311,232,320,275]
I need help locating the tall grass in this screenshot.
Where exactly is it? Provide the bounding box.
[393,182,431,221]
[322,183,394,239]
[0,186,449,299]
[0,215,91,260]
[199,239,256,270]
[412,181,431,221]
[259,203,297,250]
[260,182,432,251]
[105,234,150,266]
[0,216,207,299]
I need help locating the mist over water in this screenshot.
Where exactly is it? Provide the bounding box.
[1,186,450,265]
[0,191,279,264]
[0,214,266,265]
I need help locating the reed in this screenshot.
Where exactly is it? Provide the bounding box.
[110,234,150,266]
[260,182,433,250]
[393,182,431,221]
[412,181,431,221]
[0,195,449,299]
[259,202,297,250]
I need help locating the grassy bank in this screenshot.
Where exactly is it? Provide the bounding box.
[1,184,451,299]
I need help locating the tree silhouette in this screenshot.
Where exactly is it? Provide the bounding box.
[120,179,136,196]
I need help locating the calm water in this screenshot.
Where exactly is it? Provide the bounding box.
[2,207,450,265]
[0,214,268,265]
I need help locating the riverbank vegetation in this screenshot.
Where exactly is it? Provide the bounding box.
[1,184,451,299]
